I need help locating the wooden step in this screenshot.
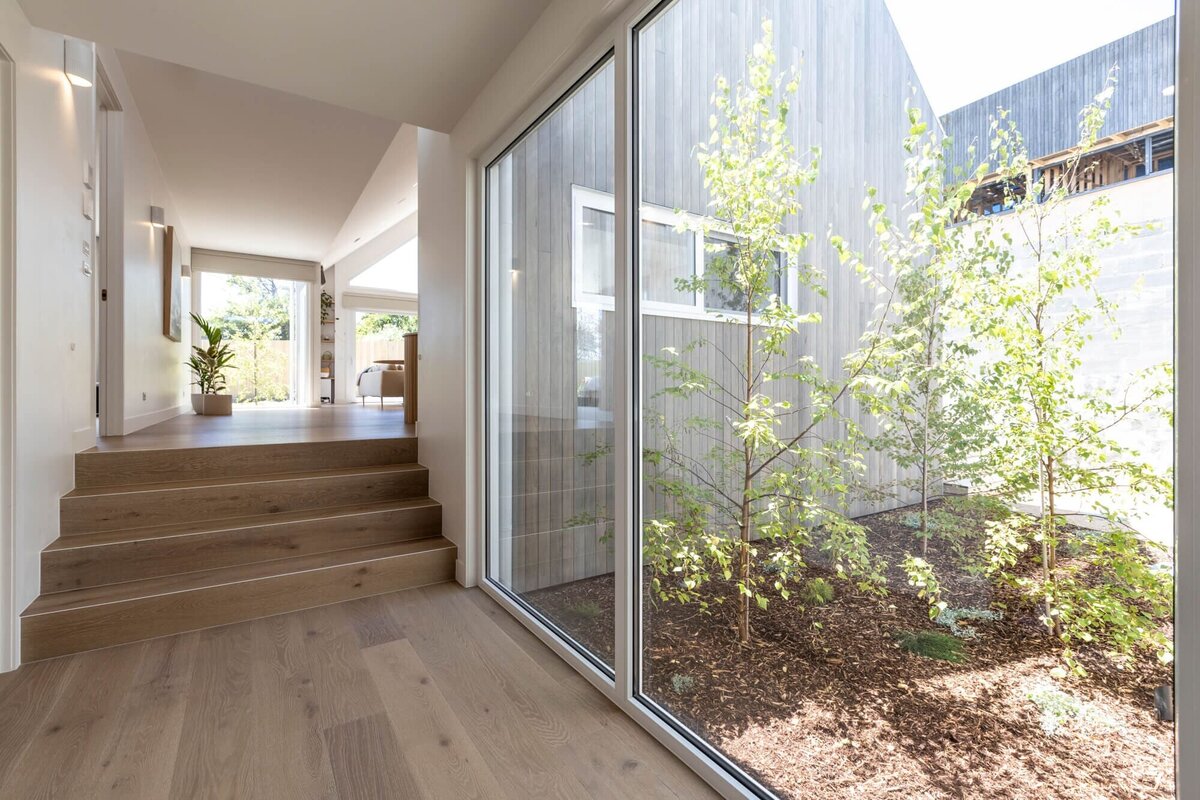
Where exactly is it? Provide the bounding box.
[75,437,418,488]
[21,537,456,661]
[60,464,429,535]
[42,498,442,592]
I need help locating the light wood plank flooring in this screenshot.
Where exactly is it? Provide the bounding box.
[92,403,413,452]
[0,584,719,799]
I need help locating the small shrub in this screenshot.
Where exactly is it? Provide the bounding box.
[1028,685,1088,736]
[934,607,1003,639]
[896,630,965,663]
[670,674,696,694]
[943,494,1010,522]
[800,577,835,606]
[566,600,602,620]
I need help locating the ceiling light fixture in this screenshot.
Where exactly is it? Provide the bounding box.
[150,205,165,228]
[1163,84,1176,97]
[63,38,94,88]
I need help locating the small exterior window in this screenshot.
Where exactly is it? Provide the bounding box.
[572,184,793,320]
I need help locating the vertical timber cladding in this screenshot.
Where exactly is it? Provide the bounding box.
[504,0,932,593]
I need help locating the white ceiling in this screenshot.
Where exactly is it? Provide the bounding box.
[117,51,400,262]
[324,124,419,267]
[21,0,552,131]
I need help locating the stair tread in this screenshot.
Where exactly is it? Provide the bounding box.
[25,536,454,615]
[47,497,441,550]
[63,462,427,499]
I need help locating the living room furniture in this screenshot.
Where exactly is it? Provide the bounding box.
[357,366,404,405]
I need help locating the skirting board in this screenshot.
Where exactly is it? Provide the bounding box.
[72,426,95,453]
[123,403,189,436]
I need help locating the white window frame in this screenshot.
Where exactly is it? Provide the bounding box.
[570,184,617,310]
[477,2,1196,798]
[571,184,795,322]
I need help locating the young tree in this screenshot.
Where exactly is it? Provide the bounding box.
[211,276,291,403]
[855,107,996,556]
[643,21,888,645]
[968,74,1173,672]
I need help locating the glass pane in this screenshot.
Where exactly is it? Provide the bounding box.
[636,3,1175,798]
[642,219,695,305]
[199,274,297,405]
[702,236,783,313]
[580,208,615,297]
[486,58,616,670]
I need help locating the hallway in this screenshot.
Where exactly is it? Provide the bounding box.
[0,584,717,799]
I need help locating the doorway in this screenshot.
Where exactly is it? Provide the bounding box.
[94,61,123,437]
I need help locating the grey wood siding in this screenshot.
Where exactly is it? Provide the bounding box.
[941,18,1175,171]
[492,0,934,594]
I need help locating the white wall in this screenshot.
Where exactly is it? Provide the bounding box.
[98,45,193,434]
[0,0,191,668]
[0,0,93,667]
[416,0,625,586]
[417,129,470,581]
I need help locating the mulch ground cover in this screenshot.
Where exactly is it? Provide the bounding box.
[527,500,1175,799]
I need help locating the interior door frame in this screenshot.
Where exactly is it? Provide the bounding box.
[94,57,124,437]
[0,41,15,672]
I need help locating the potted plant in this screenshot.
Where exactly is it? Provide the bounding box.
[187,312,235,415]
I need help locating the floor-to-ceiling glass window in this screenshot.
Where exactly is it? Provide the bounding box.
[632,1,1176,798]
[485,56,617,670]
[200,273,307,405]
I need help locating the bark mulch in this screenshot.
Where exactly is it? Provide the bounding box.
[526,501,1174,800]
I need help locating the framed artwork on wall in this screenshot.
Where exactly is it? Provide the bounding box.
[163,224,182,341]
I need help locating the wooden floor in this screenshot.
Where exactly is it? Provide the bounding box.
[0,584,719,799]
[92,403,413,452]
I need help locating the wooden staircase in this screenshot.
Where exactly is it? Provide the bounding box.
[21,437,454,661]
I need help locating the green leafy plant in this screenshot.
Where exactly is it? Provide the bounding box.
[1027,685,1089,736]
[565,600,602,621]
[186,312,235,395]
[966,74,1173,673]
[902,554,946,619]
[642,20,887,646]
[670,674,696,695]
[851,106,997,554]
[934,607,1002,639]
[799,577,835,606]
[896,629,964,663]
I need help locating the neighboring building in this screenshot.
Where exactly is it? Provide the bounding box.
[942,20,1176,540]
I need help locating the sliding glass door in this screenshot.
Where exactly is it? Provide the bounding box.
[485,57,617,671]
[485,1,1181,796]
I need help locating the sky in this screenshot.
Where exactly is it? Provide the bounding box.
[349,238,419,294]
[884,0,1176,115]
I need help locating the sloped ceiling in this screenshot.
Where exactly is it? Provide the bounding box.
[116,51,399,261]
[21,0,552,131]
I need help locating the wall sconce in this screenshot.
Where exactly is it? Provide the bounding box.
[150,205,165,228]
[63,38,93,88]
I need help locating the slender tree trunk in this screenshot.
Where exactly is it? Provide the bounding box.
[1045,456,1062,637]
[920,463,929,557]
[737,283,754,646]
